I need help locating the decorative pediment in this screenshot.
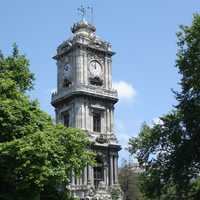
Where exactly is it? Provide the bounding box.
[89,77,103,86]
[96,134,108,144]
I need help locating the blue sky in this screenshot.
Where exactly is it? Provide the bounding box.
[0,0,199,163]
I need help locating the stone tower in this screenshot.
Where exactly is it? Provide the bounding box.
[51,18,121,199]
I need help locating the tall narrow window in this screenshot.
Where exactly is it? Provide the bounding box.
[63,112,70,127]
[93,112,101,132]
[94,156,104,188]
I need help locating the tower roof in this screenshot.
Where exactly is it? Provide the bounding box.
[71,19,96,35]
[53,15,114,60]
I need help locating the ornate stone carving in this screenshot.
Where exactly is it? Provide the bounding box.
[96,134,108,144]
[87,51,105,64]
[92,182,112,200]
[89,77,103,86]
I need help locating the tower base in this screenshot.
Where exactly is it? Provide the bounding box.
[70,182,123,200]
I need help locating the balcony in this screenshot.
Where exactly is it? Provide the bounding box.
[51,84,118,106]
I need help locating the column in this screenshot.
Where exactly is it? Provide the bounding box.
[105,57,108,89]
[108,58,112,89]
[111,107,114,133]
[81,103,85,129]
[91,166,94,186]
[104,167,107,184]
[84,166,87,185]
[82,169,85,185]
[114,155,118,184]
[104,165,109,186]
[106,108,110,133]
[83,101,87,130]
[76,50,81,84]
[74,51,78,83]
[102,111,105,133]
[77,176,80,185]
[109,108,112,132]
[88,165,93,185]
[110,155,113,185]
[71,171,75,185]
[83,53,87,84]
[90,109,93,132]
[86,104,90,131]
[76,102,81,128]
[80,53,84,84]
[78,52,81,84]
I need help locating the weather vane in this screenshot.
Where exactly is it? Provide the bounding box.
[77,5,86,20]
[77,5,94,24]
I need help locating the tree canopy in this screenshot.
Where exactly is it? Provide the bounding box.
[129,14,200,200]
[0,44,94,200]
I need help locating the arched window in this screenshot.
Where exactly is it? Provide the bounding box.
[93,156,104,188]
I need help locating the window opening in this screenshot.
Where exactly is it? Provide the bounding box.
[63,112,70,127]
[93,112,101,132]
[94,156,104,188]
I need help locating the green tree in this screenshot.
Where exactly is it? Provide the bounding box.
[118,160,143,200]
[129,14,200,200]
[0,45,94,200]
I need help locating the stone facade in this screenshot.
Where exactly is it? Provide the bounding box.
[51,19,122,200]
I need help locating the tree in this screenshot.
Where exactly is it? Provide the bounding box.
[0,45,94,200]
[118,160,143,200]
[129,14,200,200]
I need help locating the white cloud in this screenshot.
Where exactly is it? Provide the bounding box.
[113,81,136,100]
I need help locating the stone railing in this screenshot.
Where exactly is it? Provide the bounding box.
[51,84,118,103]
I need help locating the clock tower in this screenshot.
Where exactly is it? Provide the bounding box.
[51,16,122,199]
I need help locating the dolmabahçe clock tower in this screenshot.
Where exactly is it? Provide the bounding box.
[51,7,122,200]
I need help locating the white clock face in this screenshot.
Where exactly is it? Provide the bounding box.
[89,61,102,77]
[63,63,71,78]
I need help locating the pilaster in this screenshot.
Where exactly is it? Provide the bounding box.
[110,155,113,185]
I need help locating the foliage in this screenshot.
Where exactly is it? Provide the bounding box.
[129,14,200,200]
[118,160,143,200]
[110,184,123,200]
[0,45,94,200]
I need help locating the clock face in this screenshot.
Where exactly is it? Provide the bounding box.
[89,61,102,77]
[63,63,71,78]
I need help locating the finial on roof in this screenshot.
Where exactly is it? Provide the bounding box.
[72,5,95,35]
[77,5,86,21]
[77,5,94,24]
